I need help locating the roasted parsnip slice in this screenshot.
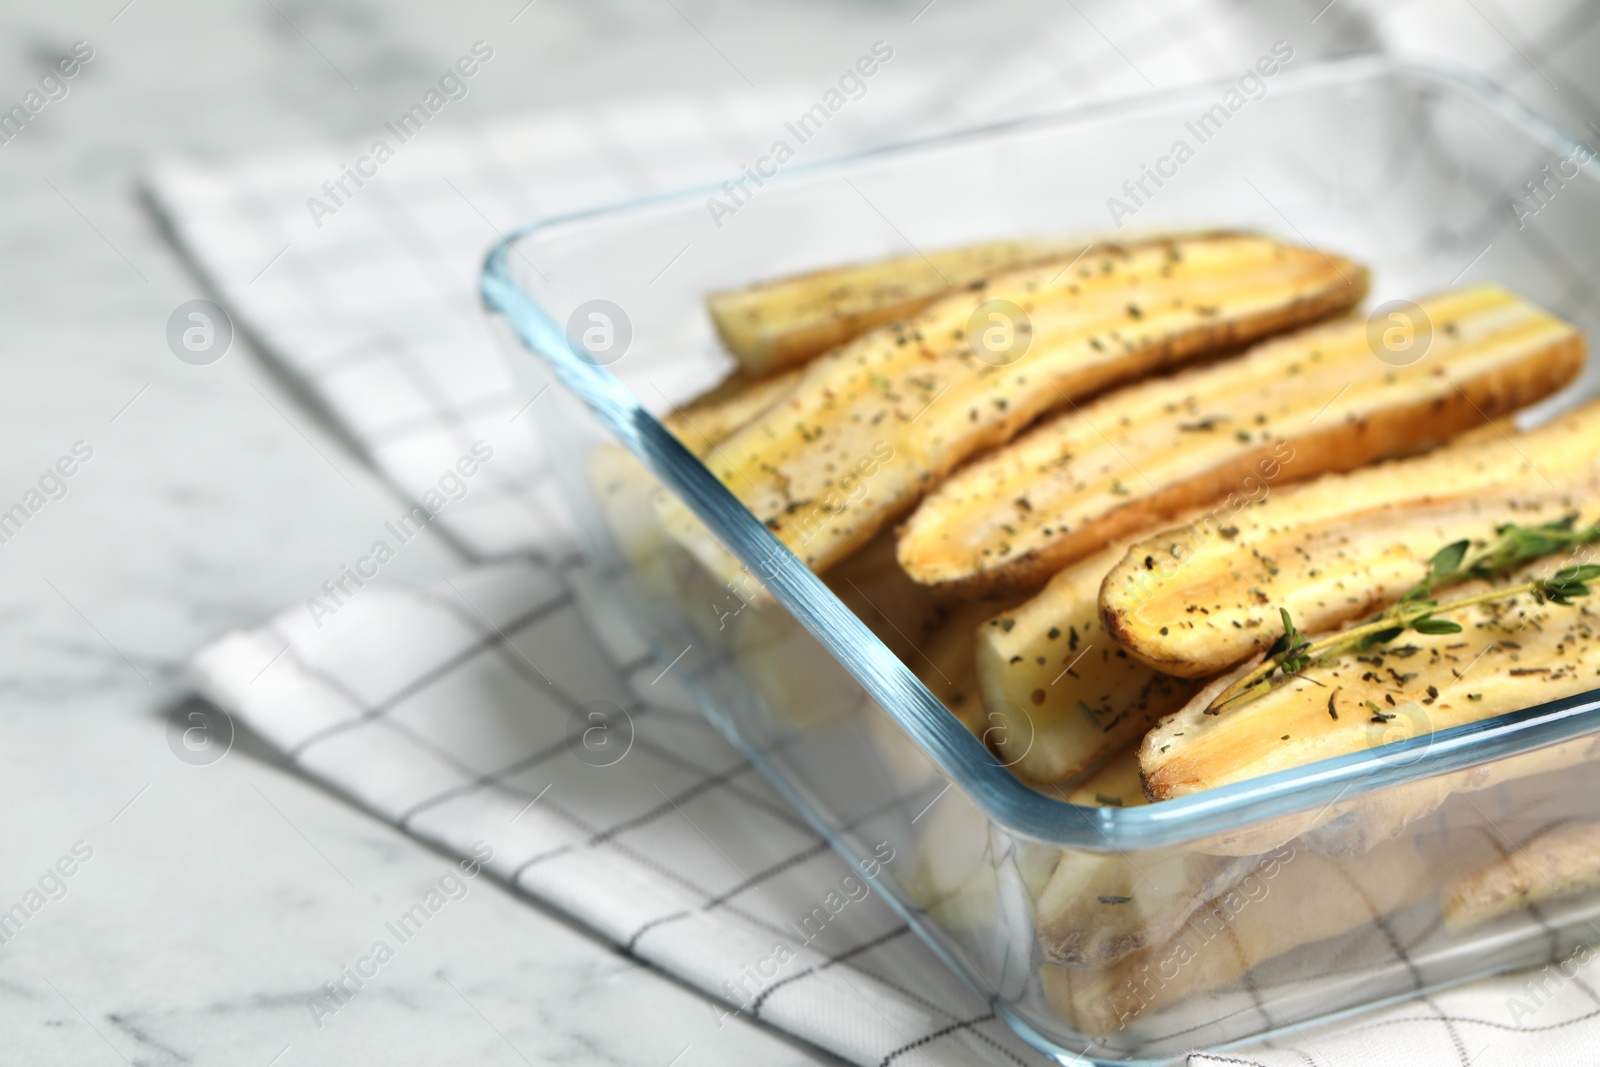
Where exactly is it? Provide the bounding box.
[1063,740,1148,809]
[903,786,1062,935]
[1183,728,1600,859]
[597,366,808,585]
[1036,846,1257,969]
[825,530,1022,732]
[909,748,1153,947]
[913,598,1014,735]
[1036,747,1262,970]
[665,233,1366,584]
[900,285,1581,595]
[825,530,945,666]
[1142,562,1600,801]
[662,368,802,457]
[592,369,813,630]
[1104,398,1600,679]
[1442,819,1600,930]
[976,541,1198,784]
[1043,836,1433,1035]
[706,238,1089,376]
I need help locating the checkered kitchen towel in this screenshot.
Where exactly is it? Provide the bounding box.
[162,2,1600,1063]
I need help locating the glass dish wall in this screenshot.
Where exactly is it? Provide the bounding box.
[483,58,1600,1064]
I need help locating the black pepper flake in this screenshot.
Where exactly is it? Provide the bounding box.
[1179,416,1227,433]
[1098,895,1133,905]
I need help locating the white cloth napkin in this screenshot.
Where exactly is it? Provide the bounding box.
[157,3,1600,1062]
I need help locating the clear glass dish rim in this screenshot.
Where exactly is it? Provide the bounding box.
[481,53,1600,850]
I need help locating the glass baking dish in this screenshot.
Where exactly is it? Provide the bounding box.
[482,57,1600,1064]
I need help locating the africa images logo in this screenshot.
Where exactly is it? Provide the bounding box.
[1105,41,1295,228]
[705,41,894,228]
[305,42,495,230]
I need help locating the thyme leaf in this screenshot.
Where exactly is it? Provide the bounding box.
[1205,517,1600,714]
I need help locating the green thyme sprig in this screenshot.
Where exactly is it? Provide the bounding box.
[1205,515,1600,714]
[1400,514,1600,603]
